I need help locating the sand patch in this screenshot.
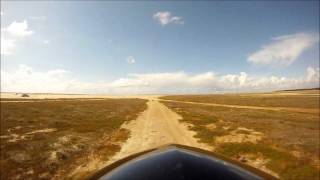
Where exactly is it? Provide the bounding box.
[3,128,57,143]
[215,127,263,144]
[26,128,57,135]
[237,153,279,178]
[6,134,28,143]
[205,123,217,130]
[79,100,212,178]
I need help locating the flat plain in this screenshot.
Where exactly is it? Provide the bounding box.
[160,89,320,179]
[0,98,147,179]
[1,89,319,180]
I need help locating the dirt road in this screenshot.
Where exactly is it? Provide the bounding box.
[106,99,211,164]
[69,99,210,178]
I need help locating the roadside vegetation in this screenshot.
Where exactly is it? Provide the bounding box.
[161,90,319,179]
[0,98,147,180]
[161,89,319,109]
[0,98,106,101]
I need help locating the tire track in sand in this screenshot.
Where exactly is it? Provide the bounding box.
[105,99,211,165]
[69,99,211,178]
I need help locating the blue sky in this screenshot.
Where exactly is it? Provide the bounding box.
[1,1,319,94]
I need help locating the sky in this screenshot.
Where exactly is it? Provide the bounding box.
[1,1,319,94]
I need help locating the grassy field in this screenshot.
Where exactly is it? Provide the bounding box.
[161,90,320,179]
[161,89,320,109]
[0,98,147,180]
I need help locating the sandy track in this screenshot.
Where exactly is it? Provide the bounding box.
[67,99,210,178]
[106,99,211,165]
[160,99,319,114]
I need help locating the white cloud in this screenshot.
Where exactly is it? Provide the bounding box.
[1,65,319,94]
[111,69,319,93]
[1,11,3,16]
[1,20,34,55]
[153,11,184,26]
[29,16,46,21]
[1,37,16,55]
[5,20,33,37]
[1,65,74,93]
[248,33,319,66]
[126,56,135,64]
[43,40,50,45]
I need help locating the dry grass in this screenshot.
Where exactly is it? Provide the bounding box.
[161,89,320,109]
[161,90,320,180]
[0,98,106,101]
[0,98,147,180]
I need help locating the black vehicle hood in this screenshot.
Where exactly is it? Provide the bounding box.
[89,144,277,180]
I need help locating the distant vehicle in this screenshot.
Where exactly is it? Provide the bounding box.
[21,93,30,97]
[90,144,276,180]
